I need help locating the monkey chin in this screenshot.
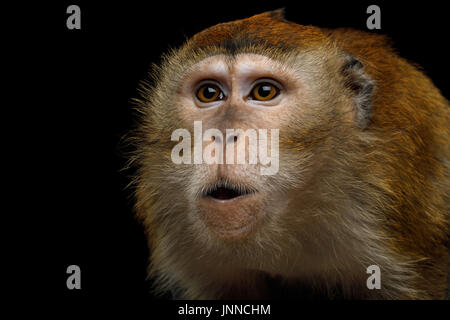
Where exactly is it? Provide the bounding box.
[196,188,266,240]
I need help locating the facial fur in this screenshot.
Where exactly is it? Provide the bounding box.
[127,10,449,299]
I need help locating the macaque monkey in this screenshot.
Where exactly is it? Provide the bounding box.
[128,10,449,299]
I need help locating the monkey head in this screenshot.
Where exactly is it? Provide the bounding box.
[129,10,449,299]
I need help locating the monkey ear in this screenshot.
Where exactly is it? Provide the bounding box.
[342,55,374,129]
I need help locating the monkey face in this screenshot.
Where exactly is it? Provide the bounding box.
[142,48,350,247]
[135,42,370,281]
[175,53,306,239]
[132,8,367,255]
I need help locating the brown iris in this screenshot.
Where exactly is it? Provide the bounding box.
[251,83,279,101]
[196,84,224,103]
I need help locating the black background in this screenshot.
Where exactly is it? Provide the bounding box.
[26,0,448,305]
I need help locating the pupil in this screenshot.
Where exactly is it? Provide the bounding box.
[258,85,272,97]
[204,86,217,99]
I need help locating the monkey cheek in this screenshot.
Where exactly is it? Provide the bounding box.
[196,193,266,240]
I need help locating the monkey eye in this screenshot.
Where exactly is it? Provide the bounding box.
[196,83,225,103]
[249,82,280,101]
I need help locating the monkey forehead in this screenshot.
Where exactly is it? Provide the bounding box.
[181,53,299,89]
[189,9,326,50]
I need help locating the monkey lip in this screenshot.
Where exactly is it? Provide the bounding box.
[197,182,263,239]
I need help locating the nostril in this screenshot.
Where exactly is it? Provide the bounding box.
[211,135,223,143]
[227,135,238,144]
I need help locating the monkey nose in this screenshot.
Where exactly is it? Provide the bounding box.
[226,134,238,144]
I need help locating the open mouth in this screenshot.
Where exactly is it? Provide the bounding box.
[197,180,264,238]
[203,181,257,201]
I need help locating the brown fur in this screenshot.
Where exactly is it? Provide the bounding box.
[127,10,449,299]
